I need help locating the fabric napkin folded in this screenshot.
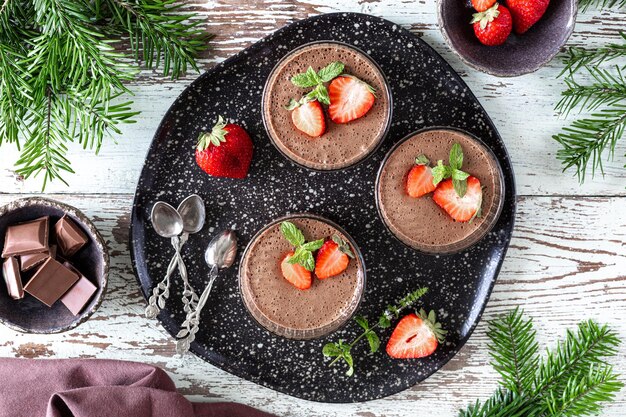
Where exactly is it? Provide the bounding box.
[0,358,275,417]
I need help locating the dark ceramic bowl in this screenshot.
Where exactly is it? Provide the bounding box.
[0,197,109,333]
[438,0,577,77]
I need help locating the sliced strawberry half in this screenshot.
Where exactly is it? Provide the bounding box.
[386,310,446,359]
[433,176,483,222]
[328,75,376,124]
[315,235,355,279]
[280,251,312,290]
[290,100,326,137]
[406,156,436,198]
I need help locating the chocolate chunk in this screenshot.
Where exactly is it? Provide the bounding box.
[54,215,88,257]
[2,257,23,300]
[60,262,97,315]
[23,258,79,307]
[2,217,49,258]
[20,245,57,272]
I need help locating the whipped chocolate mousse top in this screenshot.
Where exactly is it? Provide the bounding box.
[240,215,365,339]
[262,42,391,170]
[377,129,504,254]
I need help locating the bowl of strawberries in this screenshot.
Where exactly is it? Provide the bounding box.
[438,0,577,77]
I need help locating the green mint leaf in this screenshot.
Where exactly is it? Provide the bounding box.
[449,143,464,170]
[291,66,320,88]
[286,247,306,265]
[318,61,345,82]
[354,316,369,331]
[378,315,391,328]
[312,84,330,105]
[452,169,470,181]
[432,160,451,185]
[343,351,354,377]
[301,238,324,251]
[453,178,468,198]
[415,154,430,166]
[280,221,305,246]
[322,343,342,357]
[301,251,315,271]
[366,331,380,353]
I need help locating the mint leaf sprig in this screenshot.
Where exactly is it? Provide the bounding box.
[280,221,324,271]
[430,142,471,197]
[322,287,430,377]
[290,61,345,105]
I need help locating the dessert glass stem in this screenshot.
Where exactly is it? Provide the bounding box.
[176,264,219,355]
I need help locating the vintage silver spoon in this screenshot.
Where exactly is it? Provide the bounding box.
[176,229,238,354]
[145,201,184,319]
[176,195,205,313]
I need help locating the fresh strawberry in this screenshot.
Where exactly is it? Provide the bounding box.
[506,0,550,35]
[289,99,326,137]
[471,3,512,47]
[280,251,312,290]
[328,75,376,124]
[315,235,355,279]
[433,176,483,222]
[195,116,253,179]
[406,155,436,198]
[472,0,496,12]
[386,309,446,359]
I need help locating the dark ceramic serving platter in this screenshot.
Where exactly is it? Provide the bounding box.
[130,13,516,403]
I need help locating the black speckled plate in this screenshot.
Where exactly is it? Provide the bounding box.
[130,12,516,403]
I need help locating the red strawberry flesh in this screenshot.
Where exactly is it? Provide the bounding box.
[432,176,483,222]
[280,251,312,290]
[406,164,437,198]
[386,313,438,359]
[328,76,376,124]
[291,100,326,137]
[315,239,350,279]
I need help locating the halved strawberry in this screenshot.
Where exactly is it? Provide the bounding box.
[280,251,312,290]
[315,235,355,279]
[406,156,436,198]
[328,75,376,124]
[433,176,483,222]
[290,100,326,137]
[472,0,496,12]
[386,310,446,359]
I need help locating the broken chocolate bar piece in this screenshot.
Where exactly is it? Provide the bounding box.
[60,262,97,315]
[2,217,49,258]
[2,257,23,300]
[24,258,79,307]
[20,245,57,272]
[55,215,88,257]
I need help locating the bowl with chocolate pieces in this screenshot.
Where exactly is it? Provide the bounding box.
[0,197,108,333]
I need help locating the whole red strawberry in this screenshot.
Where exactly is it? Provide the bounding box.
[195,116,253,179]
[471,3,512,47]
[506,0,550,35]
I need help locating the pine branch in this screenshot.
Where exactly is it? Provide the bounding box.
[559,33,626,77]
[459,313,622,417]
[556,67,626,116]
[487,307,539,394]
[578,0,626,12]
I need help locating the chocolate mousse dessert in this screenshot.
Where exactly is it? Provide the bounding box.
[239,215,365,339]
[377,128,504,254]
[262,41,391,170]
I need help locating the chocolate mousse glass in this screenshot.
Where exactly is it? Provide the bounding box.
[239,214,366,339]
[262,41,392,170]
[376,128,505,254]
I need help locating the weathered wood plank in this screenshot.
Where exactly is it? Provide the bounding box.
[1,4,625,195]
[0,193,623,416]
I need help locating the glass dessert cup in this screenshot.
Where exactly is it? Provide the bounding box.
[376,127,505,255]
[261,40,392,171]
[239,213,366,340]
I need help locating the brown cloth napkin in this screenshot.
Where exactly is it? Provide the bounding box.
[0,358,275,417]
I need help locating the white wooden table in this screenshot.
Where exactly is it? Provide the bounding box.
[1,2,625,416]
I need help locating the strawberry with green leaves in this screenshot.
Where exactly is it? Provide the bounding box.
[430,142,483,222]
[471,3,512,47]
[315,234,355,279]
[279,221,324,289]
[406,154,437,198]
[386,309,447,359]
[195,116,253,179]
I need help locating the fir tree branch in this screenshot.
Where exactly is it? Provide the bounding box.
[559,33,626,77]
[556,67,626,116]
[578,0,626,12]
[487,307,539,395]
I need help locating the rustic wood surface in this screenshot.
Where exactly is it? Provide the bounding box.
[0,2,625,416]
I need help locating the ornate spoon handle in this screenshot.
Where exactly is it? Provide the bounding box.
[176,264,219,355]
[145,241,180,319]
[174,233,199,313]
